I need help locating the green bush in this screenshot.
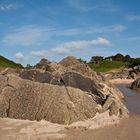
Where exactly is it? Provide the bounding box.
[129,58,140,68]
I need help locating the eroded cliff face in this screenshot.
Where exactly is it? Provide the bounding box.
[0,56,129,125]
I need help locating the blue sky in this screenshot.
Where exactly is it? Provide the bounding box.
[0,0,140,65]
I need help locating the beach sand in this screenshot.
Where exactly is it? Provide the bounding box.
[60,114,140,140]
[109,78,134,84]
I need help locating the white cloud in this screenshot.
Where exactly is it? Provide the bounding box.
[51,47,70,55]
[89,25,126,33]
[2,24,125,47]
[56,25,126,36]
[15,52,24,62]
[51,37,111,55]
[0,4,22,11]
[3,25,47,47]
[31,50,48,58]
[110,25,126,32]
[126,15,140,21]
[69,0,118,12]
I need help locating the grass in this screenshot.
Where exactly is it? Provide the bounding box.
[0,56,23,68]
[88,60,127,72]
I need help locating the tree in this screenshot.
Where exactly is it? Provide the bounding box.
[124,55,131,62]
[113,53,124,61]
[130,58,140,68]
[90,56,104,64]
[77,58,87,64]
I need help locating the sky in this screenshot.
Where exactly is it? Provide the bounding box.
[0,0,140,65]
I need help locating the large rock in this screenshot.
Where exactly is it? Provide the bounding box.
[128,66,140,79]
[19,70,60,85]
[0,74,99,124]
[20,70,105,101]
[59,56,101,81]
[0,56,129,125]
[103,69,130,80]
[20,56,125,101]
[0,74,128,124]
[35,59,65,74]
[131,78,140,91]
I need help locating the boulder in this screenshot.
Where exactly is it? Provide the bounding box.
[59,56,101,81]
[0,74,99,124]
[20,70,105,103]
[0,74,128,124]
[19,70,60,85]
[101,95,128,118]
[20,56,125,101]
[0,56,129,125]
[35,59,65,74]
[61,72,105,103]
[131,78,140,91]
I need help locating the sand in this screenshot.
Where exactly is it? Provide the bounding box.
[0,110,120,140]
[60,114,140,140]
[109,78,134,84]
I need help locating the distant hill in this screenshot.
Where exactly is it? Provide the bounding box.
[0,56,23,68]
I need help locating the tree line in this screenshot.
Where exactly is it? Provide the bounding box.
[78,53,140,68]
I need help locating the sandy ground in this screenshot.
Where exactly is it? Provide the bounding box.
[59,114,140,140]
[109,78,134,84]
[0,110,120,140]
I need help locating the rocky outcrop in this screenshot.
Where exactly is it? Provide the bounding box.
[0,74,128,124]
[131,78,140,91]
[34,56,101,81]
[59,56,101,81]
[0,74,98,124]
[20,70,60,85]
[0,68,20,76]
[103,69,130,80]
[128,67,140,79]
[0,56,129,125]
[103,67,140,80]
[20,70,104,101]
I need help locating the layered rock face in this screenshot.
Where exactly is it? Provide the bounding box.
[131,78,140,91]
[0,56,128,124]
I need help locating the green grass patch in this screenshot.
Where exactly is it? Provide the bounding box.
[88,60,127,72]
[0,56,23,68]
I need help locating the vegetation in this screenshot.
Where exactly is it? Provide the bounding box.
[0,56,23,68]
[88,60,126,72]
[90,56,104,64]
[79,53,140,72]
[129,58,140,68]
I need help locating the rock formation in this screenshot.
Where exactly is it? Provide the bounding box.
[0,56,129,125]
[103,66,140,80]
[131,77,140,91]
